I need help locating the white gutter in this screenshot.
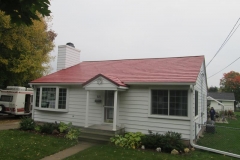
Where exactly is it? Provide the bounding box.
[190,85,240,159]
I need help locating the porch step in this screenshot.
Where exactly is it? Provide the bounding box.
[79,135,110,144]
[79,126,125,144]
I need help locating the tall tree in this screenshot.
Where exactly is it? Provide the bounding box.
[0,11,56,88]
[220,71,240,102]
[208,86,219,92]
[0,0,51,25]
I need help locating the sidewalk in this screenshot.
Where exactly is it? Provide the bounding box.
[0,122,19,130]
[41,141,96,160]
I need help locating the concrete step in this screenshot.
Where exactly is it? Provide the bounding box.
[79,135,110,144]
[81,132,114,140]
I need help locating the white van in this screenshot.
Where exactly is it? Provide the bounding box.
[0,86,33,115]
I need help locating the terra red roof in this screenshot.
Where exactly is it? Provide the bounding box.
[31,55,205,85]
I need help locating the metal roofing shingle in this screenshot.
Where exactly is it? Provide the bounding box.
[31,55,205,84]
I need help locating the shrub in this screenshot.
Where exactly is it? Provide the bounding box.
[110,132,144,149]
[228,110,234,117]
[141,131,163,149]
[59,122,71,133]
[19,117,35,131]
[41,122,59,134]
[162,131,184,152]
[34,125,41,132]
[65,127,81,140]
[141,131,185,153]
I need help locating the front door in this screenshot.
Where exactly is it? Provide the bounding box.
[104,91,114,123]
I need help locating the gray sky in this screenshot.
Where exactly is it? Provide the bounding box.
[49,0,240,87]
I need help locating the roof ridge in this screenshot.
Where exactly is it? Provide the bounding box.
[82,55,204,63]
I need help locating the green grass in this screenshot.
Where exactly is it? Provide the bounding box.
[0,129,77,160]
[65,112,240,160]
[65,145,237,160]
[197,111,240,155]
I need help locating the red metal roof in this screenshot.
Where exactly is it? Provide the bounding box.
[31,56,205,85]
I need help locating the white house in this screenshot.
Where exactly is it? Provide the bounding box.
[207,92,235,111]
[30,43,208,141]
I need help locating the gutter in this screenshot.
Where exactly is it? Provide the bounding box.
[190,85,240,159]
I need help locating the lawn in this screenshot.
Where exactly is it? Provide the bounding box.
[0,129,77,160]
[65,145,236,160]
[197,111,240,155]
[65,112,240,160]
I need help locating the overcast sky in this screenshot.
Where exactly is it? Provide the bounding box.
[49,0,240,87]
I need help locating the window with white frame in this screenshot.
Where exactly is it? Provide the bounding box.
[151,90,188,117]
[35,87,67,110]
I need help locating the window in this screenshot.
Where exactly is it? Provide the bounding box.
[41,88,56,108]
[151,90,188,117]
[0,95,13,102]
[195,91,198,116]
[35,88,40,107]
[105,91,114,106]
[35,87,68,111]
[58,88,67,109]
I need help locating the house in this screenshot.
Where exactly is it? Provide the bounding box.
[207,92,235,111]
[30,43,208,141]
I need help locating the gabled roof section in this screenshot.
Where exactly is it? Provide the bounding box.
[208,92,235,101]
[82,74,127,87]
[31,55,205,84]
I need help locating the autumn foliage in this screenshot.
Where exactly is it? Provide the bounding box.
[0,11,57,87]
[220,71,240,101]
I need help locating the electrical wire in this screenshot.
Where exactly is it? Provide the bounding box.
[206,18,240,67]
[207,56,240,79]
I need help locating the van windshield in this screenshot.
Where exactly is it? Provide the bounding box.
[0,95,13,102]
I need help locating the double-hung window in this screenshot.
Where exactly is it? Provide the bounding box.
[151,90,188,117]
[35,87,68,111]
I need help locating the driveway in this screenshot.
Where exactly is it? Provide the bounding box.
[0,114,20,130]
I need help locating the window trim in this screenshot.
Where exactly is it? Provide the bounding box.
[34,86,69,112]
[148,87,190,120]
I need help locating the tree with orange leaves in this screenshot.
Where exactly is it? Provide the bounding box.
[220,71,240,104]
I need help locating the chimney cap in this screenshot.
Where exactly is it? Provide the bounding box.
[66,42,75,48]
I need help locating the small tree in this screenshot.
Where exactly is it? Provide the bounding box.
[220,71,240,111]
[208,86,219,92]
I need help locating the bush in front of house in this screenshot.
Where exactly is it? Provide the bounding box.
[19,117,36,131]
[40,122,59,134]
[110,132,145,149]
[140,131,164,149]
[65,127,81,140]
[141,131,185,153]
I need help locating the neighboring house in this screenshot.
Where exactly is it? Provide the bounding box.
[207,92,235,111]
[30,43,208,141]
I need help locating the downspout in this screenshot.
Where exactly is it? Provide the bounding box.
[190,85,240,159]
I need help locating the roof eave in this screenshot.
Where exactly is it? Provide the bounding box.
[125,82,196,85]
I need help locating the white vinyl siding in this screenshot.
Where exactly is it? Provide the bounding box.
[33,86,104,127]
[118,86,191,140]
[193,62,208,138]
[209,100,234,111]
[33,86,86,126]
[57,45,80,71]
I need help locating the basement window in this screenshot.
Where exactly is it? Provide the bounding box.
[34,87,68,112]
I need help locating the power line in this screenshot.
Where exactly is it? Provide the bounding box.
[207,56,240,79]
[206,18,240,67]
